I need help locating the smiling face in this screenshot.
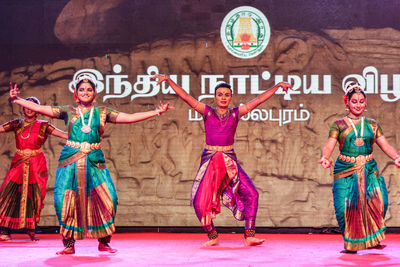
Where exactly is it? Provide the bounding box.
[22,99,38,120]
[76,82,95,105]
[214,87,232,108]
[348,92,367,117]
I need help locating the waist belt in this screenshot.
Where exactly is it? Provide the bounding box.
[66,140,101,154]
[338,153,373,164]
[16,148,42,157]
[205,144,233,152]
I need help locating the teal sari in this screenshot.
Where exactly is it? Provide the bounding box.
[52,106,119,239]
[330,117,388,251]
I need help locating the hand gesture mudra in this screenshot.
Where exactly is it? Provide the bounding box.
[319,157,333,169]
[278,82,292,94]
[156,101,175,115]
[151,74,170,86]
[9,82,20,101]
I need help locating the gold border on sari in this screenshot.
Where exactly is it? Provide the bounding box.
[19,161,30,228]
[76,156,87,237]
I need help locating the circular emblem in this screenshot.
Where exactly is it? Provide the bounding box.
[220,6,271,59]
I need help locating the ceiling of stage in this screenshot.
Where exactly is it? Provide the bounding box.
[0,0,399,71]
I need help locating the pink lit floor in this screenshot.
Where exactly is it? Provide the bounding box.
[1,233,400,266]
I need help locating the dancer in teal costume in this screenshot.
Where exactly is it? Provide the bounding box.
[320,82,400,253]
[9,74,173,255]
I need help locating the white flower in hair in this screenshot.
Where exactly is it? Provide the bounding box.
[74,73,97,88]
[345,83,364,94]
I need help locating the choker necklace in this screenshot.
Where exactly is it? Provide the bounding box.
[216,109,230,127]
[78,106,94,133]
[20,119,36,140]
[348,116,364,146]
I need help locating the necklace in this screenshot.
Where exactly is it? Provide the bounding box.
[216,109,230,127]
[348,116,364,146]
[78,106,94,133]
[20,120,36,140]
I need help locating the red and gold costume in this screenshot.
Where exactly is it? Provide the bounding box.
[0,119,55,230]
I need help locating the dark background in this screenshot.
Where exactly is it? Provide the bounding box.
[0,0,399,71]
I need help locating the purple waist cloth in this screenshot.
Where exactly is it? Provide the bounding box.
[191,149,259,224]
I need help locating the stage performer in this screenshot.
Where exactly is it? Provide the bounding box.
[0,96,67,242]
[152,74,291,246]
[319,82,400,253]
[9,74,173,255]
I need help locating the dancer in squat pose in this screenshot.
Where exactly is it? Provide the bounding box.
[9,74,173,254]
[0,96,67,241]
[152,74,291,246]
[320,82,400,253]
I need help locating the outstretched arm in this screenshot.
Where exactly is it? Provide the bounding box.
[376,136,400,167]
[51,128,68,140]
[319,137,337,169]
[115,101,174,124]
[9,83,55,118]
[151,74,206,115]
[238,82,292,118]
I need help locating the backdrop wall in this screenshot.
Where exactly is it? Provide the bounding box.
[1,0,400,228]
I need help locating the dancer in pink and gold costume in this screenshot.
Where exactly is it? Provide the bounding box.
[320,82,400,253]
[152,74,291,246]
[0,96,67,242]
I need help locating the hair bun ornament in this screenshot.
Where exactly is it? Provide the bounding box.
[74,73,97,88]
[345,83,363,95]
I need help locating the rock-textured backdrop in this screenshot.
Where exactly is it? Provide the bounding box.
[1,1,400,228]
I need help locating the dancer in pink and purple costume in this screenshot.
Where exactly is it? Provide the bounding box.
[152,74,291,246]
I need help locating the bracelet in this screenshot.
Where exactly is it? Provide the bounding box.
[321,156,329,162]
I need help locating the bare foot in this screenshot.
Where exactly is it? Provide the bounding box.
[27,231,39,241]
[245,237,265,246]
[56,247,75,255]
[340,249,357,254]
[98,243,118,253]
[368,244,386,250]
[202,238,219,247]
[0,234,11,241]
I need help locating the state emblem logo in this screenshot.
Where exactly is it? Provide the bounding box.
[220,6,271,59]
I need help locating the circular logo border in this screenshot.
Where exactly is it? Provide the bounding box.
[220,6,271,59]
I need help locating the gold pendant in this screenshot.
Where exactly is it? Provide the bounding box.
[354,138,364,146]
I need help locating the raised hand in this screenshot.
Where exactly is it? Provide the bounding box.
[151,74,170,86]
[156,101,175,115]
[9,82,20,100]
[395,156,400,168]
[319,157,332,169]
[278,82,292,94]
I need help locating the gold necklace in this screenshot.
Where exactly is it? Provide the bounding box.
[215,109,230,127]
[20,120,36,140]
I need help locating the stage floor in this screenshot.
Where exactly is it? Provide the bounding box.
[1,233,400,266]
